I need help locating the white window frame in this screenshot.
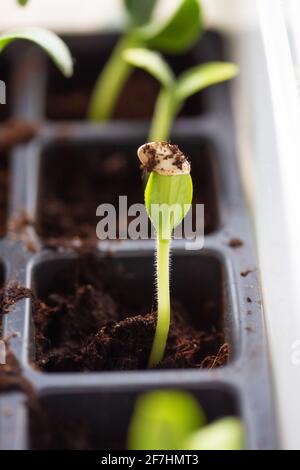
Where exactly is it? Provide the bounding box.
[231,0,300,449]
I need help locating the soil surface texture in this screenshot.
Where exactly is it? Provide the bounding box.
[33,257,228,372]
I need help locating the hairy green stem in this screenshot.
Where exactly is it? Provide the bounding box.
[148,238,170,368]
[88,34,138,122]
[149,88,177,141]
[147,89,178,367]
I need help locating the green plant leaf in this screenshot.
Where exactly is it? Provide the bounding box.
[124,0,158,26]
[145,173,193,239]
[17,0,29,5]
[0,28,73,77]
[137,0,203,54]
[123,48,174,88]
[128,391,205,450]
[176,62,239,103]
[184,417,245,450]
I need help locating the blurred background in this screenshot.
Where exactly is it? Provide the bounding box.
[1,0,253,33]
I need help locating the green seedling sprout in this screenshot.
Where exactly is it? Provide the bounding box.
[184,416,244,450]
[12,1,72,76]
[137,141,192,367]
[88,0,203,122]
[125,48,238,141]
[128,390,204,450]
[0,28,73,78]
[128,390,245,450]
[135,52,237,367]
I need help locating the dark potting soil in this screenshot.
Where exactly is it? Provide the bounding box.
[36,142,218,246]
[32,257,228,372]
[30,405,123,450]
[36,147,144,246]
[0,280,34,394]
[0,348,34,397]
[47,69,161,121]
[0,120,39,153]
[0,282,33,315]
[228,237,244,248]
[30,406,95,450]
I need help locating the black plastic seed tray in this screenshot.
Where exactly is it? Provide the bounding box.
[0,32,277,450]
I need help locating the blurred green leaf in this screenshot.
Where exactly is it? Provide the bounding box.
[128,390,205,450]
[124,48,174,88]
[138,0,203,53]
[176,62,239,103]
[124,0,158,26]
[17,0,29,5]
[0,28,73,77]
[184,417,245,450]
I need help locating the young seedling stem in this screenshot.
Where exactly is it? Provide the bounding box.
[152,238,170,367]
[138,142,192,367]
[88,34,138,122]
[149,88,177,142]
